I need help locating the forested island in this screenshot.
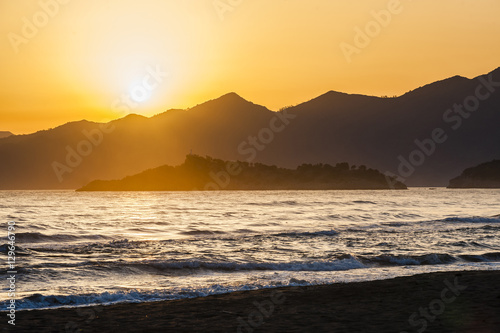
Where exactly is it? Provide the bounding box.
[448,160,500,188]
[77,155,406,191]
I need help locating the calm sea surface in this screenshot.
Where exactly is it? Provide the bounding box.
[1,189,499,310]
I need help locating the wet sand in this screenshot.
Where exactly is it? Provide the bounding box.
[8,270,500,332]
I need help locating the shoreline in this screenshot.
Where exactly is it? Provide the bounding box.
[8,270,500,332]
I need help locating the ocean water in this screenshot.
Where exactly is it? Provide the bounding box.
[1,189,500,310]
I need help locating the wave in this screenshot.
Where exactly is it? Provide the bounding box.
[25,228,340,257]
[360,253,457,266]
[0,244,33,256]
[370,215,500,228]
[180,230,227,236]
[1,290,208,311]
[16,232,113,243]
[439,216,500,223]
[143,258,364,272]
[8,256,500,311]
[360,252,500,266]
[27,239,163,255]
[247,200,298,206]
[459,252,500,262]
[0,277,315,311]
[21,251,500,274]
[272,229,339,238]
[24,257,365,273]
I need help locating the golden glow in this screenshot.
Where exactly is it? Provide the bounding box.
[1,0,500,134]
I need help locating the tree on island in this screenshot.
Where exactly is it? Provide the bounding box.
[78,155,407,191]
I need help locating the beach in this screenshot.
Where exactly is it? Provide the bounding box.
[10,270,500,332]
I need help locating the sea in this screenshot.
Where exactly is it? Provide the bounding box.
[1,188,499,311]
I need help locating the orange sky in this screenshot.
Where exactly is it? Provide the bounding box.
[1,0,500,134]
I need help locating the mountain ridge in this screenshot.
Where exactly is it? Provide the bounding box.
[1,67,499,189]
[0,131,13,139]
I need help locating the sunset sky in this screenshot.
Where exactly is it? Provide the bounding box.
[1,0,499,134]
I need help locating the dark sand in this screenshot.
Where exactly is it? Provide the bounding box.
[6,270,500,332]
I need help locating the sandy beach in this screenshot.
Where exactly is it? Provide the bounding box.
[8,270,500,332]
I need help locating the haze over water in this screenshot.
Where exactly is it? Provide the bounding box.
[2,188,499,310]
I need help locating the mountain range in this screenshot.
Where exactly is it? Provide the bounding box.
[0,67,499,189]
[0,131,12,139]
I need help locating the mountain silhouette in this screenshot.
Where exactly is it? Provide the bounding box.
[0,131,12,139]
[448,160,500,188]
[0,67,499,189]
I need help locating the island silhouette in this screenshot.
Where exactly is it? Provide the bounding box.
[448,160,500,188]
[77,154,406,191]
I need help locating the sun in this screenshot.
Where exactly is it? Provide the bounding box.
[129,83,153,104]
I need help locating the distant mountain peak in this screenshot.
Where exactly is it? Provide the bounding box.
[0,131,13,139]
[186,92,253,110]
[322,90,349,98]
[295,89,379,110]
[188,92,271,116]
[152,93,268,120]
[401,74,471,98]
[425,74,469,86]
[121,113,148,120]
[213,92,251,104]
[315,90,384,102]
[220,92,246,99]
